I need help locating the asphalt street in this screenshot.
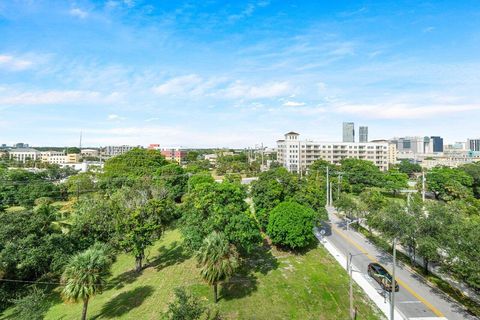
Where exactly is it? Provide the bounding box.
[321,206,478,320]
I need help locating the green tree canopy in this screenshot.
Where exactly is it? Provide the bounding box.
[181,181,261,254]
[340,158,384,194]
[250,167,299,229]
[397,160,422,177]
[112,182,176,272]
[101,148,168,187]
[425,166,473,201]
[266,201,317,249]
[384,169,409,195]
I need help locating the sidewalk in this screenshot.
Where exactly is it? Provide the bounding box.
[315,227,404,320]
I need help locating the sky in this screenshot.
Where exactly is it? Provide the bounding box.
[0,0,480,148]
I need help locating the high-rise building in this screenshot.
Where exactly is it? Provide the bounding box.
[468,139,480,151]
[342,122,355,142]
[277,132,390,173]
[430,136,444,152]
[359,126,368,143]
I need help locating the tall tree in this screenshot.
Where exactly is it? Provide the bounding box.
[384,169,409,196]
[340,158,384,194]
[397,160,422,178]
[101,148,168,188]
[196,232,239,303]
[181,181,261,254]
[266,201,317,249]
[425,166,473,201]
[250,167,299,229]
[61,244,112,320]
[112,182,176,272]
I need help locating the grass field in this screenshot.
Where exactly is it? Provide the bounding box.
[1,229,383,320]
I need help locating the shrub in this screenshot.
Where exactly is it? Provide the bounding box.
[266,201,316,249]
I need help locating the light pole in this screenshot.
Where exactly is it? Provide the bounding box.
[348,252,368,319]
[390,237,397,320]
[326,166,330,207]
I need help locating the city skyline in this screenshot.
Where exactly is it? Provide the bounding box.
[1,1,480,147]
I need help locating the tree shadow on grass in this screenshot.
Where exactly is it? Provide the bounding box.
[107,269,141,290]
[93,286,154,319]
[221,241,279,302]
[272,238,319,256]
[150,241,190,271]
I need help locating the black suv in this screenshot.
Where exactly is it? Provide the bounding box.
[367,263,399,292]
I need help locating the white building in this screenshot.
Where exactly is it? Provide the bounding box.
[9,148,41,163]
[80,149,100,157]
[41,152,80,164]
[102,145,140,157]
[277,132,390,173]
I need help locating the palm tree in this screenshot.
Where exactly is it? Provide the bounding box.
[196,231,239,303]
[61,244,112,320]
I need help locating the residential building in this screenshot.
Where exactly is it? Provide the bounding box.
[467,139,480,152]
[342,122,355,142]
[102,145,140,157]
[371,139,397,165]
[359,126,368,143]
[41,152,80,164]
[430,136,444,153]
[9,148,41,162]
[277,132,390,173]
[160,148,188,163]
[80,149,99,157]
[204,151,235,164]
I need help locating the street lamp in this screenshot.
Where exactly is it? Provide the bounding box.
[347,252,369,320]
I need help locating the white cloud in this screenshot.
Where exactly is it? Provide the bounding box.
[222,81,290,99]
[0,90,119,105]
[145,117,160,122]
[335,102,480,119]
[0,55,33,71]
[69,8,88,19]
[107,114,126,121]
[152,74,202,95]
[283,101,305,107]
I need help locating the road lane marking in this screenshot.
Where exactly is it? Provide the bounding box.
[398,300,422,304]
[331,224,445,318]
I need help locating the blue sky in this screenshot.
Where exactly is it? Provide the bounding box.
[1,0,479,147]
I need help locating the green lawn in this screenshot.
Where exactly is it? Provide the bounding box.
[1,230,383,320]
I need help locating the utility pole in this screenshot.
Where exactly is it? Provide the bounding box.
[337,173,342,200]
[390,238,397,320]
[349,253,354,319]
[329,180,333,206]
[326,166,330,206]
[421,170,426,202]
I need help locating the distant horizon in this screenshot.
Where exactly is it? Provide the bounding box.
[3,127,478,150]
[1,1,480,147]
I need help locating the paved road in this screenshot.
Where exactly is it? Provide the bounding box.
[322,206,478,320]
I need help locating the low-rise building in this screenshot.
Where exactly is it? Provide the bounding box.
[277,132,390,173]
[160,147,187,164]
[80,149,99,157]
[41,152,80,165]
[9,148,41,162]
[102,145,140,157]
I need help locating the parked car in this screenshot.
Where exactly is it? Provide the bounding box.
[367,262,399,292]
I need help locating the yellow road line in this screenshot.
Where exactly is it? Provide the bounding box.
[331,224,445,318]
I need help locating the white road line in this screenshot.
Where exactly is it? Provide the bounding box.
[398,300,422,304]
[408,317,448,320]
